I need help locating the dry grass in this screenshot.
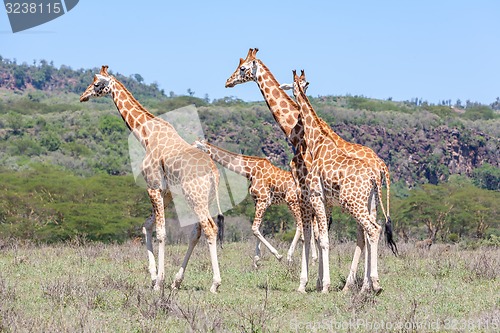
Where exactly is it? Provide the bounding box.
[0,239,498,332]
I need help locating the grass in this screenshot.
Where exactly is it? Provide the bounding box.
[0,238,498,332]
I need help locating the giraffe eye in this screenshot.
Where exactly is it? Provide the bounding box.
[240,66,246,71]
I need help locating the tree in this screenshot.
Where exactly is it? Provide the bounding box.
[133,74,144,83]
[472,163,500,191]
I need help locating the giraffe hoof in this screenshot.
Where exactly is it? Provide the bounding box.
[171,279,182,291]
[297,287,307,294]
[210,282,220,294]
[253,256,261,269]
[371,278,382,295]
[276,253,283,261]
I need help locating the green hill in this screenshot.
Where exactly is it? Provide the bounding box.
[0,56,498,243]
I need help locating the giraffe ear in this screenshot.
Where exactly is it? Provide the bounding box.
[279,83,293,90]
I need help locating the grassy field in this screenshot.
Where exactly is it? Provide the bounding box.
[0,238,498,332]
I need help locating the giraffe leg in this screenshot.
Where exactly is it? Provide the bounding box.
[309,196,330,294]
[342,224,365,292]
[172,223,202,291]
[298,215,311,293]
[367,229,382,294]
[251,201,282,264]
[286,200,303,264]
[360,209,382,294]
[254,238,262,268]
[366,192,382,294]
[200,216,222,293]
[361,231,371,293]
[311,217,319,264]
[147,188,166,291]
[142,212,157,286]
[287,226,302,265]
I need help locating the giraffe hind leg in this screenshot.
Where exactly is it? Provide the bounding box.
[172,222,202,291]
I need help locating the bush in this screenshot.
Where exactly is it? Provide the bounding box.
[448,233,459,243]
[40,132,61,151]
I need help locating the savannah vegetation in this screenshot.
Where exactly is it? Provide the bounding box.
[0,239,499,332]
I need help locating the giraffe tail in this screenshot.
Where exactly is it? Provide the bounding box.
[381,165,397,256]
[385,216,398,256]
[214,174,225,248]
[376,167,397,256]
[217,214,225,249]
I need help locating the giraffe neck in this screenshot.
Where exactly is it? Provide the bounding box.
[109,79,156,144]
[295,88,324,153]
[254,60,301,144]
[203,142,264,178]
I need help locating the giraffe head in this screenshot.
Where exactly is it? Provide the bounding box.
[284,69,309,97]
[225,48,260,88]
[79,65,114,102]
[292,70,309,100]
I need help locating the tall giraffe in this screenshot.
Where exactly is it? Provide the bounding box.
[80,66,224,293]
[285,71,397,291]
[194,139,317,266]
[226,48,327,292]
[225,48,396,292]
[292,69,389,293]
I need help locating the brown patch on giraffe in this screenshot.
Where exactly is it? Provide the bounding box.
[272,89,280,99]
[269,99,277,107]
[124,100,133,110]
[286,114,296,126]
[280,101,288,108]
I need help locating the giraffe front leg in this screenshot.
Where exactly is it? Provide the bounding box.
[310,196,330,293]
[147,188,166,291]
[142,212,157,287]
[298,218,311,293]
[251,201,282,264]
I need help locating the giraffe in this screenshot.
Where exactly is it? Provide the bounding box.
[80,66,224,293]
[285,71,398,291]
[225,48,396,292]
[193,139,317,266]
[226,49,323,292]
[292,69,392,293]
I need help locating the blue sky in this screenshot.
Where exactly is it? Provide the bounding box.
[1,1,499,104]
